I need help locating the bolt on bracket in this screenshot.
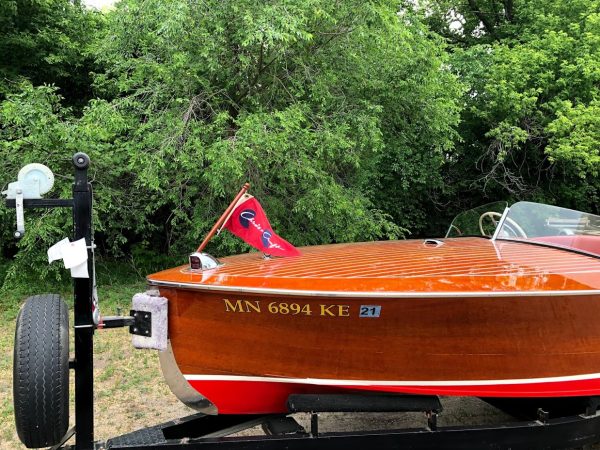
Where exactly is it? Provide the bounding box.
[129,310,152,337]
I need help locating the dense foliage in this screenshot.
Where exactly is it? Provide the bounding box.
[422,0,600,216]
[0,0,103,106]
[1,0,599,285]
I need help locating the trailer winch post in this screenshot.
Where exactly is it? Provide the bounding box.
[72,152,95,450]
[4,153,96,449]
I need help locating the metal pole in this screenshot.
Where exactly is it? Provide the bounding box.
[72,152,94,449]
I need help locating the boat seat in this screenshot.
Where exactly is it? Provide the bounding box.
[532,235,600,256]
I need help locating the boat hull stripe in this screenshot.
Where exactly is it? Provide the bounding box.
[183,375,600,414]
[184,373,600,386]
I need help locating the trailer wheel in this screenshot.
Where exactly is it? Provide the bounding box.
[13,294,69,448]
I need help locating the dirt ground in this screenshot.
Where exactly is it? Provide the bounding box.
[1,324,599,449]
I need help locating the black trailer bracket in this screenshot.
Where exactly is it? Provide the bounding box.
[129,310,152,337]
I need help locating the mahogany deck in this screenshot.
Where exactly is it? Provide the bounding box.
[148,238,600,293]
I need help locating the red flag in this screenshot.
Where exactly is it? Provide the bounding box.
[223,196,301,257]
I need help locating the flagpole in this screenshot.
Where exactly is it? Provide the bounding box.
[196,183,250,253]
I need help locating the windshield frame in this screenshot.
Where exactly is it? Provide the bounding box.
[445,201,509,238]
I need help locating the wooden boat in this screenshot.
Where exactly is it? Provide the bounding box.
[147,201,600,415]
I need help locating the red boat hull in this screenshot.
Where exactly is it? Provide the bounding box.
[184,375,600,414]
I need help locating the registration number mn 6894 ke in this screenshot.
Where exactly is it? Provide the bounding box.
[222,299,381,318]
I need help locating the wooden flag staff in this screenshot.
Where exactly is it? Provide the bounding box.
[196,183,250,253]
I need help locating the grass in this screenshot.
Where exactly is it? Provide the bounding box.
[0,259,190,450]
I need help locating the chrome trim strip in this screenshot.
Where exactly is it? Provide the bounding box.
[148,280,600,298]
[183,372,600,387]
[158,341,218,414]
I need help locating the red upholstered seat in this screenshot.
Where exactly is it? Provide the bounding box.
[532,235,600,256]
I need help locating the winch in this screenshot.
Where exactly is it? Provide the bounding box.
[2,162,55,238]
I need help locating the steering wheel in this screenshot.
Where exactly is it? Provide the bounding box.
[447,224,462,237]
[479,211,527,238]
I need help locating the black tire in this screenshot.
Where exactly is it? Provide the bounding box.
[13,294,69,448]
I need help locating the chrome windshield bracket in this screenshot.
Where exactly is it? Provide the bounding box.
[491,206,510,241]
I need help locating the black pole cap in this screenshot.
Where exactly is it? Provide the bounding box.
[72,152,90,169]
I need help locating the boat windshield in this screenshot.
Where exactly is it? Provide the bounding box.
[446,201,508,238]
[495,201,600,257]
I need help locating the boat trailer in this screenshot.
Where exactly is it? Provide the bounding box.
[6,153,600,450]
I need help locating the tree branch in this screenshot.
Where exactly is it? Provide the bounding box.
[466,0,498,38]
[503,0,514,22]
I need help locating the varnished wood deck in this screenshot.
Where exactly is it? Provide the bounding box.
[148,238,600,293]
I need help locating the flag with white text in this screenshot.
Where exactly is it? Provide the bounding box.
[222,195,301,257]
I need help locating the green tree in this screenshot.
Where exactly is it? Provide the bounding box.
[422,0,600,216]
[0,0,104,106]
[0,83,139,277]
[1,0,462,280]
[89,0,461,249]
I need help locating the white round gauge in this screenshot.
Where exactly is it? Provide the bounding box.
[17,163,55,195]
